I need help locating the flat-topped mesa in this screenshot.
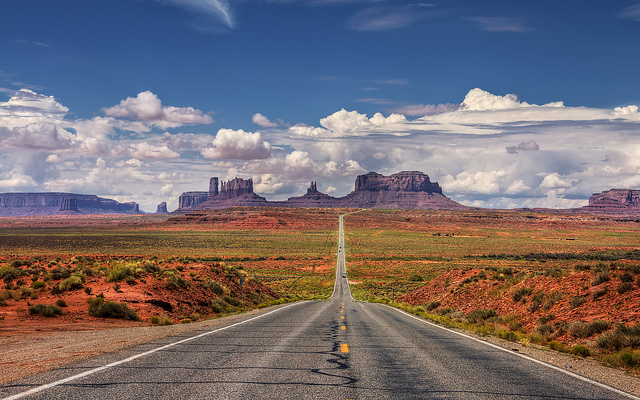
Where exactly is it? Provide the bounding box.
[219,177,254,197]
[156,201,168,214]
[588,189,640,207]
[0,193,140,216]
[355,171,442,193]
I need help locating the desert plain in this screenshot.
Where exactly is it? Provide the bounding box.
[1,207,640,382]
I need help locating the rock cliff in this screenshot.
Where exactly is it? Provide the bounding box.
[0,193,140,216]
[156,202,168,214]
[175,171,468,212]
[355,171,442,193]
[578,189,640,217]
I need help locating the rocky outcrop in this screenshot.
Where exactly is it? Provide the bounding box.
[0,193,140,216]
[156,202,168,214]
[175,171,468,212]
[178,192,209,209]
[355,171,442,193]
[578,189,640,217]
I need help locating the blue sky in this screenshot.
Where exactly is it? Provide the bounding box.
[1,0,640,211]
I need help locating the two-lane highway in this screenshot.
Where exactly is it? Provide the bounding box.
[1,214,637,399]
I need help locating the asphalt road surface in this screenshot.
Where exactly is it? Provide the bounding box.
[1,214,637,399]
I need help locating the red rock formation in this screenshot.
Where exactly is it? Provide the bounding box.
[0,193,140,216]
[156,202,168,214]
[175,172,468,212]
[355,171,442,193]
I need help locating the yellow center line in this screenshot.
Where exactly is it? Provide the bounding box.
[341,316,345,319]
[340,343,349,353]
[341,326,346,330]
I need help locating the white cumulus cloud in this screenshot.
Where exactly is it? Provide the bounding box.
[102,91,213,128]
[201,129,271,160]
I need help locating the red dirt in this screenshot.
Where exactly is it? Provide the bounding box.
[0,259,278,335]
[398,268,640,343]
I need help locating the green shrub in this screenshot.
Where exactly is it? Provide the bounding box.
[150,315,172,326]
[424,301,440,312]
[88,297,140,321]
[1,266,21,283]
[211,298,230,313]
[617,282,633,294]
[591,272,610,286]
[32,281,46,289]
[538,314,555,325]
[548,340,569,353]
[167,275,192,290]
[28,304,62,317]
[512,287,532,302]
[569,296,586,309]
[202,280,224,295]
[620,272,634,283]
[59,274,84,291]
[596,323,640,351]
[466,308,497,324]
[105,263,137,283]
[55,298,67,307]
[591,286,608,300]
[222,295,243,308]
[50,267,71,280]
[537,324,554,337]
[528,292,545,312]
[408,274,423,282]
[570,320,610,338]
[498,330,518,342]
[570,345,590,357]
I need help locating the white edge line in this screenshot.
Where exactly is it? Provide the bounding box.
[387,305,640,400]
[2,302,303,400]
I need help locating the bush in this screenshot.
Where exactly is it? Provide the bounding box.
[591,287,608,300]
[50,267,71,280]
[167,275,192,290]
[512,287,532,302]
[211,298,230,313]
[105,263,137,283]
[569,296,586,309]
[424,301,440,312]
[28,304,62,317]
[55,298,67,307]
[59,274,84,291]
[466,308,497,324]
[591,272,610,286]
[596,323,640,351]
[150,315,172,326]
[1,267,21,283]
[202,280,224,295]
[528,292,545,312]
[570,320,610,338]
[620,272,634,283]
[88,297,140,321]
[537,324,554,337]
[408,274,423,282]
[222,295,243,308]
[498,330,518,342]
[548,340,569,353]
[32,281,46,289]
[570,345,590,357]
[617,282,633,294]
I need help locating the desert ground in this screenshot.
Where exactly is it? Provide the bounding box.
[1,207,640,382]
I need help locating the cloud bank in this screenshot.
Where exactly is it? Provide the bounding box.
[1,87,639,212]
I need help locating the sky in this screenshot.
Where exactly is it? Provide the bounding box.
[1,0,639,212]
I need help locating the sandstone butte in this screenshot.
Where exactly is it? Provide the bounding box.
[1,171,640,217]
[175,171,468,213]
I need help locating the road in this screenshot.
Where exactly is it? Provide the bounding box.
[1,214,637,399]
